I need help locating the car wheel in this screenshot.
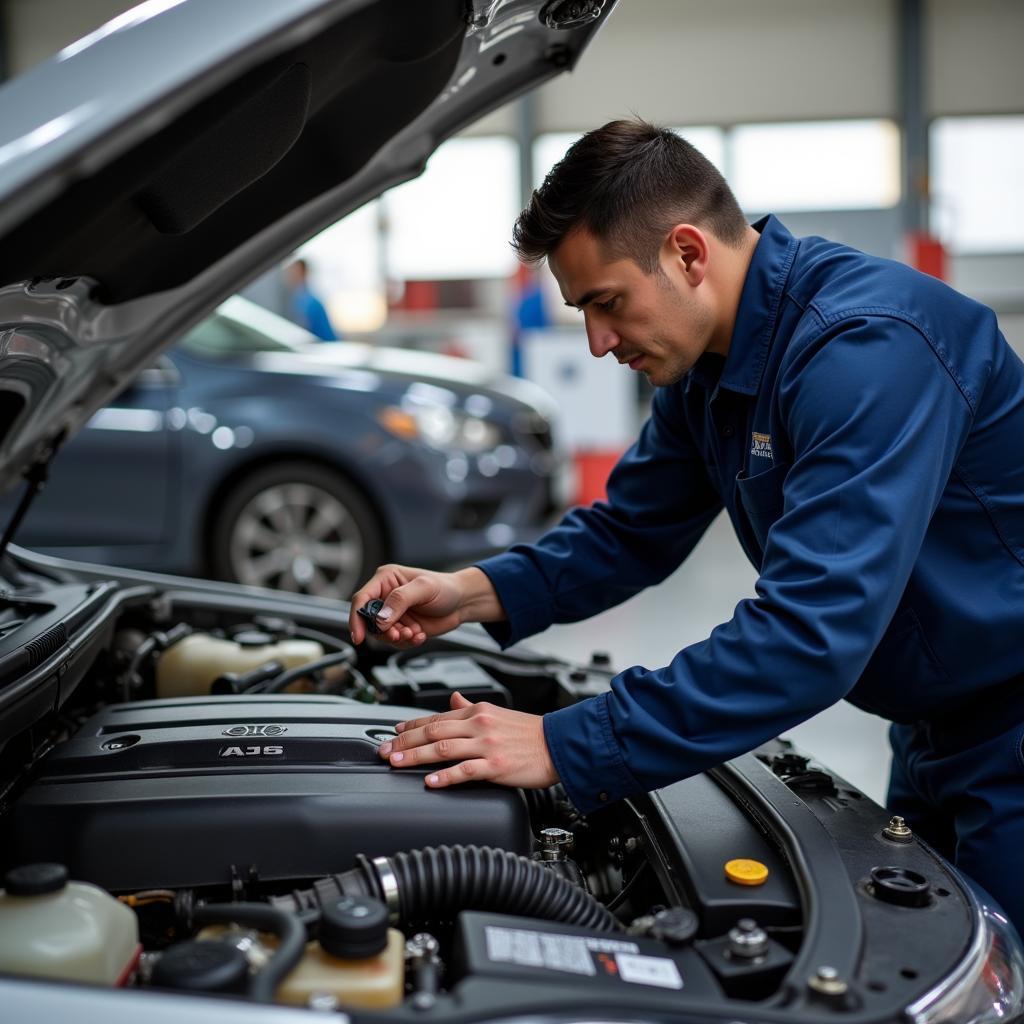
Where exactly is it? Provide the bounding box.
[209,462,382,600]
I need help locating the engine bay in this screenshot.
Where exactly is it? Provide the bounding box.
[10,696,532,891]
[0,568,978,1021]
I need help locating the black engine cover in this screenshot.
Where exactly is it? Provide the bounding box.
[8,695,531,890]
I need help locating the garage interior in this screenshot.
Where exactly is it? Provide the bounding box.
[2,0,1022,804]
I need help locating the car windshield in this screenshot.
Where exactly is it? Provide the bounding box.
[179,313,297,356]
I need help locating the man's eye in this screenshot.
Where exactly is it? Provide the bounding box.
[597,298,618,312]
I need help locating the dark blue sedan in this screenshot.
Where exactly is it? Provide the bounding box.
[5,297,569,599]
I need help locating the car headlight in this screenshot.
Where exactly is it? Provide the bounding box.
[378,405,502,454]
[908,897,1024,1024]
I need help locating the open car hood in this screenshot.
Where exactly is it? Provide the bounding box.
[0,0,615,494]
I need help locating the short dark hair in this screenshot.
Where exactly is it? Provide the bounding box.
[513,118,747,271]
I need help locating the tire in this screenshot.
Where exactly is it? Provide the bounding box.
[208,461,383,600]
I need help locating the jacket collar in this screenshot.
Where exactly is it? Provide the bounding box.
[712,214,799,397]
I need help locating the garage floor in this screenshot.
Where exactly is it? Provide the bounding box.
[528,511,894,804]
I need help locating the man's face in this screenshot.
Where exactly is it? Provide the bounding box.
[286,263,306,289]
[548,227,716,387]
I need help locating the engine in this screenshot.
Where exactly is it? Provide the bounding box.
[4,594,949,1020]
[2,611,705,1014]
[9,695,532,891]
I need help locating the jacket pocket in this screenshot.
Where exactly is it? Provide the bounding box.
[735,461,790,553]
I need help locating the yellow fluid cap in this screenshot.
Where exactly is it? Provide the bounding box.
[725,859,769,886]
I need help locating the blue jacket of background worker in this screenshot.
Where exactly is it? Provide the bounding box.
[291,284,338,341]
[476,215,1024,818]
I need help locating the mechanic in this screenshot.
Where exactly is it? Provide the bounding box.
[349,119,1024,929]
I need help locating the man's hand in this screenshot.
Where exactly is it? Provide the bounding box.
[348,564,505,647]
[377,692,559,790]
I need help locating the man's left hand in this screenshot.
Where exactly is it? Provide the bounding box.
[377,692,559,790]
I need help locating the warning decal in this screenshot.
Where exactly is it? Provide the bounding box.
[615,952,684,989]
[485,926,636,977]
[483,926,684,989]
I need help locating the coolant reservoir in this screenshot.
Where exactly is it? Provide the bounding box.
[0,864,139,984]
[277,896,404,1009]
[155,632,324,698]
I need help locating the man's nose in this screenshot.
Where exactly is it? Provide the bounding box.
[585,315,619,358]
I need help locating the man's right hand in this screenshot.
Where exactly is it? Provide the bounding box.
[348,565,505,646]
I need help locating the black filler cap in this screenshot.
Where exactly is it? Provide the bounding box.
[357,599,387,635]
[151,941,250,994]
[870,866,932,908]
[650,907,699,945]
[320,895,388,959]
[4,863,69,896]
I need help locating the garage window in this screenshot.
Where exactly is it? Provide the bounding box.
[931,115,1024,253]
[731,119,901,212]
[384,136,520,280]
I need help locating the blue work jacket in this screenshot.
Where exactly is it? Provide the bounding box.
[476,215,1024,815]
[290,285,338,341]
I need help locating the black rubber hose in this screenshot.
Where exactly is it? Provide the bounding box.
[382,844,619,932]
[254,651,354,694]
[192,903,305,1002]
[294,628,356,658]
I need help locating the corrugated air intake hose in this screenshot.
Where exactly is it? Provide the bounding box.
[272,844,620,933]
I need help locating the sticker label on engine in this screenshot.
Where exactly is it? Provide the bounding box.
[614,952,684,989]
[484,926,681,988]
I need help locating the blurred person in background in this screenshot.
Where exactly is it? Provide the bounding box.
[510,263,550,377]
[285,258,339,341]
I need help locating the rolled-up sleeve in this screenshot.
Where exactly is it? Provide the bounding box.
[545,313,976,814]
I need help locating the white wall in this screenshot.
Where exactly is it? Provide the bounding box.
[470,0,1024,137]
[13,1,1021,124]
[471,0,898,134]
[927,0,1024,115]
[540,0,897,128]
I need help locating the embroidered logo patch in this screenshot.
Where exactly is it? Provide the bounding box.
[750,431,773,460]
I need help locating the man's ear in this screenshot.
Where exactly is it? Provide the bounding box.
[665,224,710,285]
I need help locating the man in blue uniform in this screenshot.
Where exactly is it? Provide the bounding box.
[349,119,1024,927]
[285,258,339,341]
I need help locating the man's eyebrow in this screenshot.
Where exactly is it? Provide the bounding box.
[565,288,609,310]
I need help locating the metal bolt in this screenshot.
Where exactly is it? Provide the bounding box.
[136,951,160,985]
[808,965,849,997]
[882,815,914,844]
[307,992,340,1012]
[406,933,441,1011]
[406,933,440,961]
[727,918,768,959]
[540,827,573,861]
